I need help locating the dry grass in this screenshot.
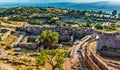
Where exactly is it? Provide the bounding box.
[72,24,79,28]
[88,41,96,52]
[0,20,29,27]
[0,33,71,70]
[0,35,17,49]
[0,67,3,70]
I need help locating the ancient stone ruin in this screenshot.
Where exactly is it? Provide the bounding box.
[0,29,11,40]
[16,25,95,40]
[18,36,38,49]
[70,31,120,70]
[94,32,120,60]
[0,26,120,70]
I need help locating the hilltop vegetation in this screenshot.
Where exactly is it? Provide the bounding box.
[0,6,120,32]
[0,6,119,26]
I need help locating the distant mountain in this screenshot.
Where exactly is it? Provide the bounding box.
[44,2,120,12]
[0,1,120,12]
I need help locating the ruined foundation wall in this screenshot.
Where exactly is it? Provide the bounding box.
[83,53,101,70]
[0,30,11,40]
[96,38,120,50]
[16,26,95,39]
[18,43,37,49]
[89,52,108,70]
[10,35,24,47]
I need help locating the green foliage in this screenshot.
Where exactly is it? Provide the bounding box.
[118,13,120,19]
[47,19,56,24]
[38,30,59,45]
[56,21,64,26]
[8,16,26,21]
[105,23,116,31]
[36,50,47,67]
[112,10,117,16]
[98,10,104,14]
[55,50,68,70]
[63,24,72,27]
[1,6,118,27]
[28,19,43,25]
[95,23,103,30]
[47,50,68,70]
[85,18,93,28]
[78,24,86,28]
[36,50,68,70]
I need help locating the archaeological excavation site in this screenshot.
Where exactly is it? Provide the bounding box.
[0,25,120,70]
[0,4,120,70]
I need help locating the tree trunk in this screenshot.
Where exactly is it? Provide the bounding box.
[42,67,45,70]
[36,65,39,70]
[52,66,56,70]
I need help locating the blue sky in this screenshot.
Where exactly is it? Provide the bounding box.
[0,0,120,3]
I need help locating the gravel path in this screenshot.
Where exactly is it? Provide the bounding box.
[0,62,14,70]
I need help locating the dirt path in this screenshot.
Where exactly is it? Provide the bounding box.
[70,35,92,70]
[0,62,14,70]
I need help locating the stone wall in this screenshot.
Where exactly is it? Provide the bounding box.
[89,51,120,70]
[0,29,11,41]
[16,26,95,39]
[59,35,71,42]
[86,34,120,70]
[9,35,24,47]
[99,51,120,58]
[18,36,38,49]
[83,53,100,70]
[95,32,120,50]
[21,36,37,43]
[96,38,120,50]
[97,32,120,38]
[18,43,37,49]
[89,52,108,70]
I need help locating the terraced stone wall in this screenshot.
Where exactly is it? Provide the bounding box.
[96,38,120,50]
[16,26,95,39]
[0,29,11,40]
[18,36,38,49]
[9,35,24,47]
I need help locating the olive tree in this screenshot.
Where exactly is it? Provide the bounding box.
[38,30,59,47]
[112,10,117,16]
[36,50,47,70]
[36,50,68,70]
[47,50,68,70]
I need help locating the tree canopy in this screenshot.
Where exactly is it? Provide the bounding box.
[36,50,68,70]
[95,23,103,30]
[36,50,47,70]
[112,10,117,16]
[38,30,59,45]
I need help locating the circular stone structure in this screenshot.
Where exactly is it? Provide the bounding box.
[70,31,120,70]
[95,32,120,60]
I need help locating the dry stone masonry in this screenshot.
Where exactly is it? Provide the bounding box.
[16,25,95,39]
[96,32,120,50]
[0,26,120,70]
[0,29,11,40]
[18,36,38,49]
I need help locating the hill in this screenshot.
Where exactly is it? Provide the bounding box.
[0,2,120,12]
